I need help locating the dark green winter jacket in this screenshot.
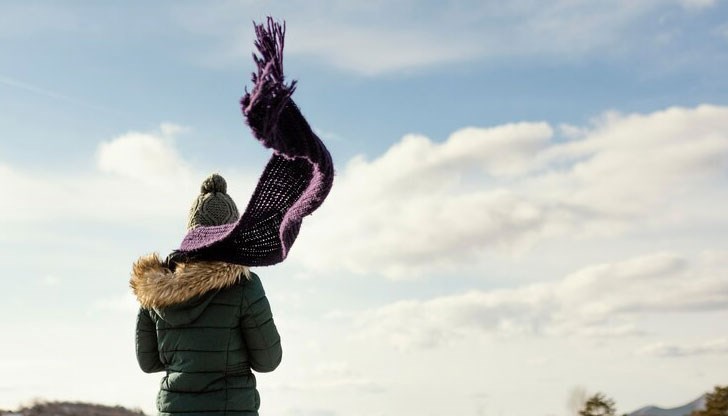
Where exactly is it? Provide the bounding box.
[131,254,282,416]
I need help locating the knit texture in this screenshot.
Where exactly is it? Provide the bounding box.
[176,17,334,266]
[186,173,240,230]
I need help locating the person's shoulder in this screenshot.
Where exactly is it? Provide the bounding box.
[241,271,267,300]
[244,271,264,289]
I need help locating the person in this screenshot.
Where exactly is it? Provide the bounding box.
[131,173,282,416]
[130,17,333,416]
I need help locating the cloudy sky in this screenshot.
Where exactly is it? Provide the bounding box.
[1,1,728,415]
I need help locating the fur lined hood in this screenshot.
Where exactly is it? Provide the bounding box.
[130,253,250,310]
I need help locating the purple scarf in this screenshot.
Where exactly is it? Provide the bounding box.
[176,18,334,266]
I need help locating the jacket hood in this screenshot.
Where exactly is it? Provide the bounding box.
[130,253,250,324]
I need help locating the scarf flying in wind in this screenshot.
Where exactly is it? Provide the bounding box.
[176,17,334,266]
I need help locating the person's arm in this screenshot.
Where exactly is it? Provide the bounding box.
[135,308,165,373]
[240,274,282,373]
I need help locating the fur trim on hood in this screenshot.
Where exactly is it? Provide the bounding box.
[130,253,251,309]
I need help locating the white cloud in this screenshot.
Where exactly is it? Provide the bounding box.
[0,124,258,229]
[640,337,728,357]
[294,105,728,278]
[96,123,192,186]
[0,162,187,227]
[352,252,728,350]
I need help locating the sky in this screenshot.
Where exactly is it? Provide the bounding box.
[1,1,728,415]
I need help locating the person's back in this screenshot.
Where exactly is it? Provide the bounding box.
[133,255,281,416]
[131,174,281,416]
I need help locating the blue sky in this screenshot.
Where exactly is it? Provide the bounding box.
[2,1,728,416]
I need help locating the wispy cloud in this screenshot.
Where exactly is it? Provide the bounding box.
[0,3,79,38]
[678,0,718,10]
[352,251,728,350]
[41,275,61,287]
[271,361,386,394]
[0,74,124,115]
[283,22,481,76]
[173,0,728,75]
[640,337,728,357]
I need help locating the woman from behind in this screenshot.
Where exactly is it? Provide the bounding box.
[131,173,281,416]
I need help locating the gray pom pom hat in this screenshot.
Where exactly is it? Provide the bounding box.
[187,174,240,231]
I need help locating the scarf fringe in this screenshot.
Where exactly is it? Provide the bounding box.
[241,17,298,147]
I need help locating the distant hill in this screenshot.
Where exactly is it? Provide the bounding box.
[627,394,707,416]
[0,401,146,416]
[0,395,708,416]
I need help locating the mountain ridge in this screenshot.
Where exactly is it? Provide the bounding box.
[627,394,707,416]
[0,401,146,416]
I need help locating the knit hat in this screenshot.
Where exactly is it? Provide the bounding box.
[187,173,240,230]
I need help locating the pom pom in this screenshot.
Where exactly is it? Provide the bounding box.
[201,173,227,194]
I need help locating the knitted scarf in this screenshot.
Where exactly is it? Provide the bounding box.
[175,17,334,266]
